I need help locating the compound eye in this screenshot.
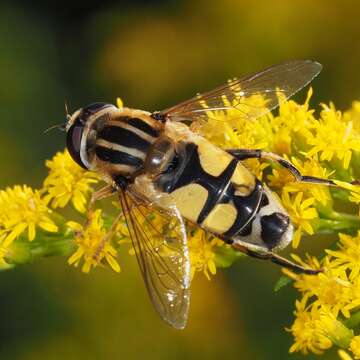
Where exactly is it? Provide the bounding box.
[82,102,113,116]
[66,118,87,169]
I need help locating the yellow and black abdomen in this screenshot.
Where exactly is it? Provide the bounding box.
[155,135,293,252]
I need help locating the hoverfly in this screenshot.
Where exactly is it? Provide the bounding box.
[64,60,334,329]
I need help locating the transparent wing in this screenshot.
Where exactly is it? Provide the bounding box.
[160,60,322,122]
[118,189,191,329]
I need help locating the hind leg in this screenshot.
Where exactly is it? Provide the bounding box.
[231,242,321,274]
[226,149,354,186]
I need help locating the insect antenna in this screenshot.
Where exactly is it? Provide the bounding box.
[65,100,71,122]
[43,123,66,134]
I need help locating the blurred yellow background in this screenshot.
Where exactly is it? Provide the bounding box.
[1,1,359,359]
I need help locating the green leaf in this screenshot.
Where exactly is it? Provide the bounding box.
[274,275,293,292]
[214,246,245,268]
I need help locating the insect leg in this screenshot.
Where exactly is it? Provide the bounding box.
[227,149,340,186]
[73,185,117,260]
[92,210,124,261]
[85,184,117,226]
[232,242,321,274]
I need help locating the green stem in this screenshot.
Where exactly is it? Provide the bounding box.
[317,218,360,233]
[345,309,360,330]
[317,209,360,234]
[8,235,76,265]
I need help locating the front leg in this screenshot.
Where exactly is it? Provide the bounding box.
[84,184,117,228]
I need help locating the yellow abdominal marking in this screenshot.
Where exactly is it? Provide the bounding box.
[202,203,237,234]
[170,184,208,223]
[196,139,233,177]
[230,164,255,195]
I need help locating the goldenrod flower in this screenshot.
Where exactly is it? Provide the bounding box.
[282,156,333,207]
[317,311,354,349]
[188,230,223,280]
[43,150,99,213]
[350,336,360,359]
[334,181,360,215]
[344,101,360,133]
[288,297,333,355]
[67,209,120,273]
[2,87,360,358]
[281,191,318,248]
[268,167,295,190]
[327,232,360,281]
[191,90,270,150]
[306,103,360,169]
[242,158,269,180]
[339,350,355,360]
[0,185,58,246]
[271,87,316,155]
[287,240,360,355]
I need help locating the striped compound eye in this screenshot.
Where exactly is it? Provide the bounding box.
[66,116,87,169]
[81,102,113,117]
[66,103,115,169]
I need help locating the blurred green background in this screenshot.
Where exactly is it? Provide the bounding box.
[1,1,359,359]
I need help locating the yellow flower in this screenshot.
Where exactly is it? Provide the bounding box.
[316,311,354,347]
[191,89,270,150]
[0,185,58,245]
[350,336,360,359]
[295,269,360,318]
[242,158,269,180]
[267,167,295,190]
[288,297,333,355]
[340,350,355,360]
[327,232,360,281]
[43,150,99,213]
[67,209,120,273]
[283,156,333,207]
[334,181,360,214]
[188,229,222,280]
[271,87,316,155]
[344,101,360,134]
[281,191,318,248]
[268,155,332,206]
[306,103,360,169]
[0,235,10,266]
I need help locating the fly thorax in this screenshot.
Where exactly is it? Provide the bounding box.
[144,136,177,175]
[152,141,192,193]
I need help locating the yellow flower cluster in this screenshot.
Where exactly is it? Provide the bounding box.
[187,229,224,280]
[67,209,120,273]
[0,151,99,267]
[0,185,58,246]
[197,88,360,357]
[43,150,99,213]
[285,232,360,357]
[202,87,360,250]
[0,88,359,353]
